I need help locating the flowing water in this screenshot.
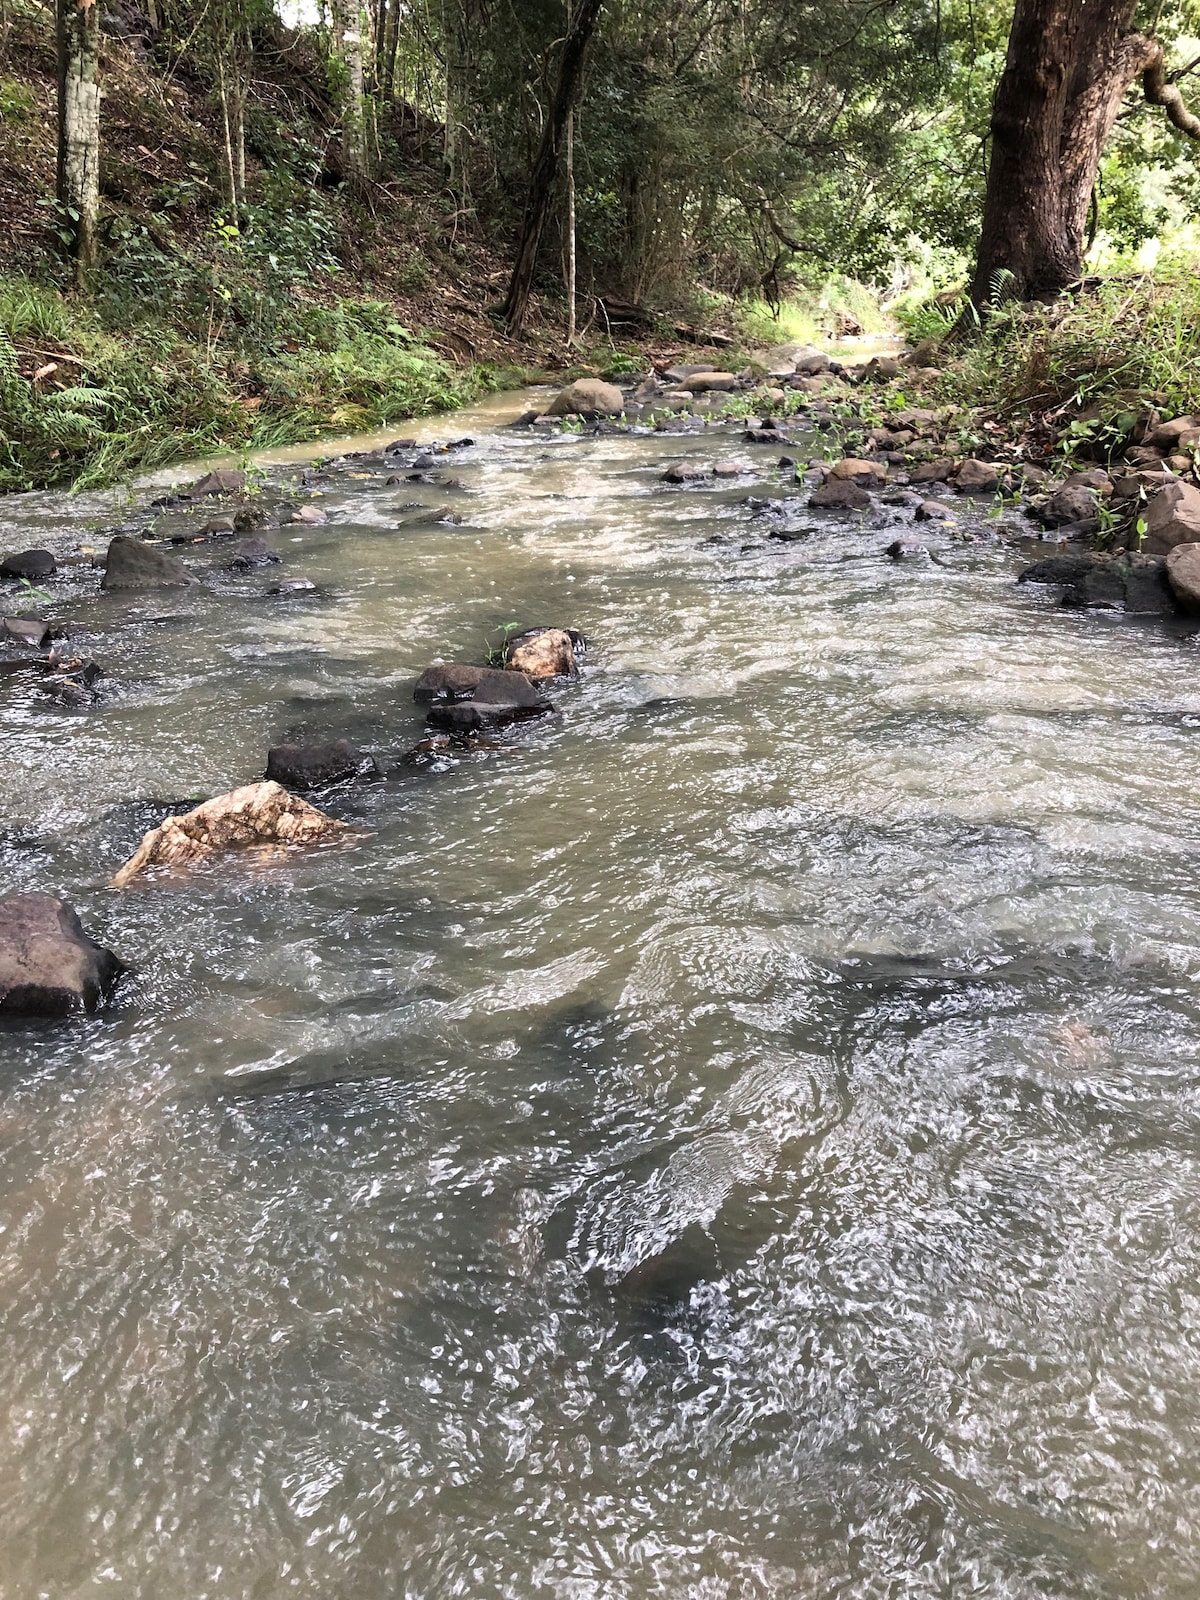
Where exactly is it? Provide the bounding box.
[4,392,1200,1599]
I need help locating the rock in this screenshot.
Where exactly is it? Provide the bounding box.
[1148,414,1200,452]
[505,627,581,679]
[547,379,625,418]
[0,893,123,1016]
[267,577,318,595]
[862,355,902,381]
[661,462,708,483]
[201,516,237,537]
[954,459,1000,494]
[102,535,196,591]
[1,549,56,582]
[1038,485,1099,528]
[810,478,872,509]
[1018,552,1174,613]
[915,499,954,522]
[911,458,956,484]
[186,469,246,498]
[886,539,929,559]
[226,537,281,570]
[743,428,792,445]
[1139,480,1200,555]
[278,504,327,526]
[265,739,372,791]
[414,663,551,732]
[110,781,348,887]
[2,616,57,648]
[685,371,738,393]
[829,457,886,486]
[1064,468,1113,494]
[1111,467,1176,500]
[712,461,750,477]
[1166,544,1200,613]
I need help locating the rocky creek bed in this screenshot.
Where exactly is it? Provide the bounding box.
[5,381,1200,1595]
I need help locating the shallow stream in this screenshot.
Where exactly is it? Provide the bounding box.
[4,392,1200,1598]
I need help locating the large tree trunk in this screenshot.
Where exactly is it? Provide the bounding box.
[501,0,604,335]
[968,0,1156,310]
[56,0,102,290]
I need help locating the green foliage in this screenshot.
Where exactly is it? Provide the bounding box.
[925,276,1200,425]
[0,273,483,492]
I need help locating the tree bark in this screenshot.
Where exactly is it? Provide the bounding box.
[56,0,101,290]
[967,0,1160,310]
[334,0,371,182]
[501,0,604,335]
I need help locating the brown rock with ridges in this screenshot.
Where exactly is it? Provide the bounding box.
[111,782,347,886]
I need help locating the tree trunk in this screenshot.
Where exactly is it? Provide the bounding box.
[968,0,1156,310]
[56,0,102,290]
[334,0,371,182]
[501,0,604,335]
[565,107,577,344]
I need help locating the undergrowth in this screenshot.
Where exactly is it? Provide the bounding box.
[0,275,489,491]
[899,275,1200,422]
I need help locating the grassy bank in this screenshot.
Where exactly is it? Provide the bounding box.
[897,274,1200,440]
[0,276,517,493]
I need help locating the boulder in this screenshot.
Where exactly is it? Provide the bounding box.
[0,549,56,582]
[102,535,196,591]
[110,781,348,887]
[954,459,1000,494]
[414,663,551,732]
[266,740,373,791]
[505,627,581,679]
[1166,544,1200,613]
[684,371,738,393]
[1139,480,1200,555]
[661,462,708,483]
[0,893,123,1016]
[547,379,625,418]
[829,457,886,486]
[226,537,281,569]
[810,478,872,510]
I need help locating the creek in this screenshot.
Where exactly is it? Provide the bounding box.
[3,390,1200,1598]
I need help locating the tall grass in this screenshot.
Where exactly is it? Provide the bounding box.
[904,275,1200,420]
[0,276,488,492]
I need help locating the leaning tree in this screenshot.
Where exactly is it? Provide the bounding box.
[968,0,1200,309]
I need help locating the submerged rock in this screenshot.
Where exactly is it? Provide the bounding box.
[0,893,124,1016]
[186,468,246,498]
[226,537,281,570]
[1018,551,1173,613]
[2,616,59,649]
[266,740,374,791]
[0,549,57,582]
[102,535,196,591]
[111,781,348,886]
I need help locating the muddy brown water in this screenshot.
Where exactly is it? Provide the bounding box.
[4,391,1200,1598]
